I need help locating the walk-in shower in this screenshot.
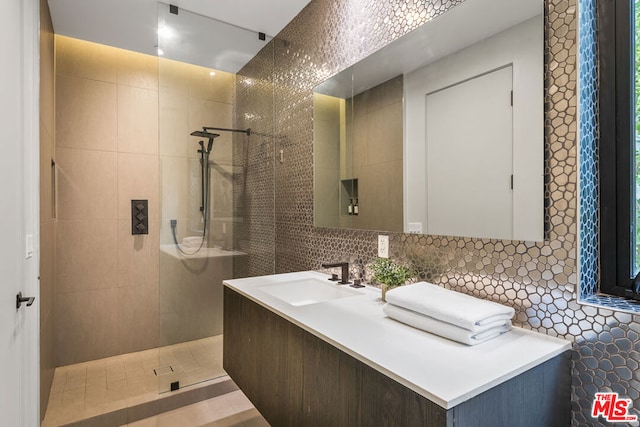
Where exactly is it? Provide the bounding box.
[42,3,270,424]
[170,127,251,255]
[158,119,252,398]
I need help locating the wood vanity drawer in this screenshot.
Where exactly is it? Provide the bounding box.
[223,286,570,427]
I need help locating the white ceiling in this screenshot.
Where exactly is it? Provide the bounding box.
[47,0,311,72]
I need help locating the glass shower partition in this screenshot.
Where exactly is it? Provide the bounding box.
[155,3,269,393]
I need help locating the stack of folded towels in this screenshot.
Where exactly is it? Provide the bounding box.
[181,236,206,249]
[383,282,514,346]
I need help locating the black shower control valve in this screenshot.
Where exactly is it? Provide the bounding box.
[131,199,149,235]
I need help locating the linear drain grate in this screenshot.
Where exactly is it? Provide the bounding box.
[153,366,174,376]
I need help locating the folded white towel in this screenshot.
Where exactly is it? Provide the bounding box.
[181,236,205,248]
[182,236,204,244]
[383,303,511,346]
[384,282,515,332]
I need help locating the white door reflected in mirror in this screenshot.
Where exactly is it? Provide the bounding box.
[425,66,513,240]
[405,14,543,241]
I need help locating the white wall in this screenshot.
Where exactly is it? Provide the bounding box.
[0,0,41,425]
[404,15,543,241]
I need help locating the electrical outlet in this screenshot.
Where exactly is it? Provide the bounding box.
[378,235,389,258]
[408,222,423,234]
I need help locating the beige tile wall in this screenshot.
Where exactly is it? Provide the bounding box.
[312,77,403,232]
[54,35,236,366]
[157,59,236,349]
[343,75,403,231]
[55,35,160,365]
[158,58,235,248]
[158,251,233,346]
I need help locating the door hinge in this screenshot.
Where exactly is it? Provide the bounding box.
[510,174,514,190]
[510,90,513,106]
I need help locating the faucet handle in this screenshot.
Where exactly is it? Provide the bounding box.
[321,261,351,285]
[350,278,365,288]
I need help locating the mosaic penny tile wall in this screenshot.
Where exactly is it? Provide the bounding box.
[234,44,276,278]
[234,0,640,424]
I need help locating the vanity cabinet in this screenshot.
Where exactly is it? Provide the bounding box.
[223,286,570,427]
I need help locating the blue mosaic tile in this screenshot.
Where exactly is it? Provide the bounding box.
[582,294,640,314]
[578,0,599,299]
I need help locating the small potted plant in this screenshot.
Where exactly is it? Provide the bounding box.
[369,258,414,302]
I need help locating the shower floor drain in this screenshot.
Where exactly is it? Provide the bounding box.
[153,366,174,376]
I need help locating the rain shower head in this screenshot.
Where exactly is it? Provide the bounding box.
[190,130,220,140]
[192,130,219,156]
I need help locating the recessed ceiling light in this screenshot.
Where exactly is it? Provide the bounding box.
[209,71,216,77]
[157,48,164,56]
[157,25,174,39]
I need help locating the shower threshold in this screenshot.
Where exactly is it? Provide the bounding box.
[42,336,234,426]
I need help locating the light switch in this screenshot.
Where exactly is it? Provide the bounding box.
[25,234,33,259]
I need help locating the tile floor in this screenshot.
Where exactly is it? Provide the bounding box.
[122,390,269,427]
[42,336,265,426]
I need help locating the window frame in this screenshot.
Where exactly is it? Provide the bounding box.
[598,0,637,297]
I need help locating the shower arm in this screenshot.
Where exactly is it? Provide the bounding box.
[203,126,251,136]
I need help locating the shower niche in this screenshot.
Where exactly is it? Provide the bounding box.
[341,178,358,216]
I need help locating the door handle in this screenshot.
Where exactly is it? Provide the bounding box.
[16,292,35,309]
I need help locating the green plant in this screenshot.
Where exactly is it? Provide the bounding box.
[369,258,414,288]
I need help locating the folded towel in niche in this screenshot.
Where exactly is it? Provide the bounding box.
[182,236,204,244]
[383,303,511,346]
[384,282,515,332]
[181,236,205,248]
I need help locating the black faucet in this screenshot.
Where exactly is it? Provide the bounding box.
[321,262,351,285]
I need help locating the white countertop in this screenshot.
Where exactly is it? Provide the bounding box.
[224,271,571,409]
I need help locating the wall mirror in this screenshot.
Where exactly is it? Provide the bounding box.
[313,0,544,241]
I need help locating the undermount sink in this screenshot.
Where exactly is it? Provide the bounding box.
[258,277,363,306]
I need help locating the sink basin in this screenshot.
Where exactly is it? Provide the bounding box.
[258,277,363,306]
